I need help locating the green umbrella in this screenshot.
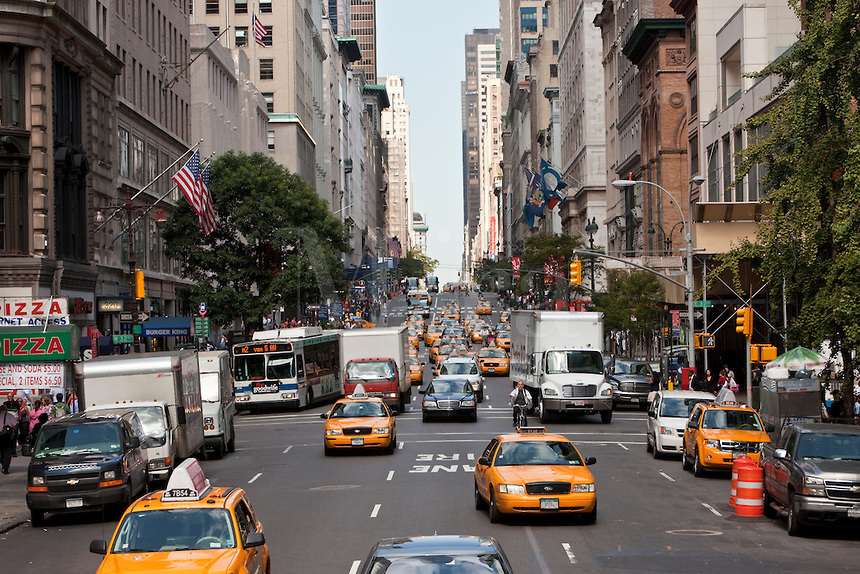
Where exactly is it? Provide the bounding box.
[765,346,826,372]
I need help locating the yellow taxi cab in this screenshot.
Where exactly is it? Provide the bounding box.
[442,306,461,320]
[407,347,418,358]
[434,345,455,371]
[476,301,492,315]
[474,427,597,523]
[463,314,481,331]
[681,401,770,476]
[407,328,420,349]
[350,317,376,328]
[425,324,445,346]
[407,318,425,338]
[408,356,424,384]
[471,323,490,343]
[477,347,510,376]
[90,459,271,574]
[496,331,511,350]
[499,311,511,323]
[321,385,397,455]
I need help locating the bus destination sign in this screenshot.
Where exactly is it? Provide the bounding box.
[234,342,292,354]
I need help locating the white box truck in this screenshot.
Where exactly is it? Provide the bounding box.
[198,350,236,459]
[510,310,613,424]
[75,350,205,485]
[332,326,410,411]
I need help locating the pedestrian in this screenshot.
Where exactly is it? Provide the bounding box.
[29,412,49,451]
[828,391,845,424]
[689,368,702,392]
[509,380,532,427]
[752,363,763,387]
[0,405,17,473]
[51,394,69,419]
[727,371,739,393]
[29,400,46,432]
[16,397,29,456]
[704,369,716,394]
[854,395,860,425]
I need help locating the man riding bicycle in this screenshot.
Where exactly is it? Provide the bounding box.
[509,380,532,428]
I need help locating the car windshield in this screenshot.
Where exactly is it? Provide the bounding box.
[329,401,388,418]
[408,357,420,366]
[33,422,123,457]
[478,349,506,358]
[347,361,395,379]
[428,381,470,394]
[545,350,604,374]
[615,361,652,376]
[660,398,712,418]
[110,508,236,553]
[369,553,508,573]
[795,433,860,461]
[701,409,763,431]
[495,440,584,467]
[441,363,478,375]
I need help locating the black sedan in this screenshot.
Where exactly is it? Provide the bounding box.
[359,535,513,573]
[607,358,653,410]
[419,379,478,422]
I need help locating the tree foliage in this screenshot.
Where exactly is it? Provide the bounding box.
[162,152,350,331]
[398,249,439,278]
[716,0,860,408]
[518,233,590,299]
[591,270,665,358]
[473,258,514,291]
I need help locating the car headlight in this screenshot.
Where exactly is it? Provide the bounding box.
[498,484,525,494]
[283,392,297,399]
[372,427,390,434]
[803,476,827,496]
[460,399,476,407]
[571,483,595,493]
[423,400,437,409]
[704,439,721,450]
[659,426,674,435]
[325,429,343,436]
[237,395,250,402]
[148,458,170,470]
[543,388,558,397]
[203,417,214,426]
[31,476,45,486]
[601,387,613,396]
[103,470,117,481]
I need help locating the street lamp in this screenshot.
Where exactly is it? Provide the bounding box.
[612,179,695,368]
[584,217,598,290]
[648,221,684,255]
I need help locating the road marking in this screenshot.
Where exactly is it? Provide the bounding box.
[283,446,293,454]
[659,471,676,482]
[248,472,262,484]
[525,526,552,574]
[562,542,577,564]
[370,504,381,518]
[467,453,475,460]
[386,471,395,481]
[348,559,361,574]
[398,441,405,450]
[617,442,629,451]
[702,502,722,517]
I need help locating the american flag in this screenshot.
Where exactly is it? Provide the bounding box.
[253,14,267,47]
[172,150,202,216]
[198,165,216,235]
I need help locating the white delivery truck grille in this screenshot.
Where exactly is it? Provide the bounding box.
[562,384,596,398]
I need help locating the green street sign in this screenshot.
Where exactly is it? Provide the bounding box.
[112,334,134,344]
[694,300,712,308]
[194,317,210,337]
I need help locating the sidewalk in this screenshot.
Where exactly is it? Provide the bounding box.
[0,449,31,533]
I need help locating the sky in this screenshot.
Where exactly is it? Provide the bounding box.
[376,0,500,285]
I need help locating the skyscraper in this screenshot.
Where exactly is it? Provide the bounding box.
[350,0,377,84]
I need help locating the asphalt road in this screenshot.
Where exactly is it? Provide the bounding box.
[2,292,857,572]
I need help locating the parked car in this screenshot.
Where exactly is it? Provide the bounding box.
[420,379,478,422]
[608,358,653,409]
[645,390,714,457]
[359,535,514,574]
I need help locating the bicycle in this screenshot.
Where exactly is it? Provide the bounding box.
[512,403,529,429]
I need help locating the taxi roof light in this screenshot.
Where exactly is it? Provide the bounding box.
[162,458,212,502]
[517,427,547,434]
[348,383,370,399]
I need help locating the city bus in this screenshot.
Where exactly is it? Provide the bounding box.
[232,327,342,411]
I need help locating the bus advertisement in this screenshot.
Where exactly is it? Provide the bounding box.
[232,327,342,411]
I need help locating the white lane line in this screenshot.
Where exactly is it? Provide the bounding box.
[702,502,722,517]
[398,441,405,450]
[348,559,361,574]
[370,504,381,518]
[467,453,475,460]
[386,471,395,481]
[617,442,629,451]
[525,526,552,574]
[562,542,577,564]
[659,471,676,482]
[248,472,262,484]
[283,446,293,454]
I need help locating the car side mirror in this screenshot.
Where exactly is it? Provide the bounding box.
[585,457,597,466]
[89,540,108,555]
[389,410,399,416]
[126,436,141,449]
[418,389,426,395]
[477,456,490,466]
[687,420,697,429]
[647,410,656,418]
[244,531,266,548]
[773,448,789,460]
[320,412,328,420]
[765,424,775,433]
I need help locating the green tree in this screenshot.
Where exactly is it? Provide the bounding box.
[162,152,350,332]
[717,0,860,414]
[473,258,513,291]
[592,270,665,359]
[518,233,588,301]
[397,249,439,278]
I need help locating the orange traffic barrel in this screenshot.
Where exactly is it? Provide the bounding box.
[734,461,764,517]
[729,454,753,507]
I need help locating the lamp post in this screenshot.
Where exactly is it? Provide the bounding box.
[648,221,684,255]
[612,179,695,369]
[585,217,598,290]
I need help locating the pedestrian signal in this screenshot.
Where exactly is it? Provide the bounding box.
[569,260,581,286]
[735,306,752,340]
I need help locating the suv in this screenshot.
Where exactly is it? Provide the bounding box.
[608,358,653,409]
[646,390,715,457]
[681,401,770,476]
[27,411,148,524]
[437,356,484,402]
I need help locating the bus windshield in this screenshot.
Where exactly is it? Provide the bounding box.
[545,350,604,375]
[266,353,295,379]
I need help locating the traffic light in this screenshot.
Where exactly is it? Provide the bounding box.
[735,306,752,340]
[569,260,581,286]
[134,269,146,300]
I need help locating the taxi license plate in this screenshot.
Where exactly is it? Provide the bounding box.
[574,400,585,406]
[540,498,559,510]
[66,498,83,508]
[351,437,364,446]
[848,507,860,518]
[632,397,640,404]
[488,368,495,372]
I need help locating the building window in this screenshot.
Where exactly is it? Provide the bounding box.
[235,0,248,13]
[689,75,698,118]
[259,59,273,80]
[235,27,248,47]
[259,0,272,13]
[689,134,699,176]
[263,26,272,47]
[133,136,145,183]
[733,130,744,201]
[722,136,732,201]
[209,27,220,38]
[722,45,741,108]
[521,38,538,54]
[552,40,559,55]
[118,127,129,177]
[262,92,274,113]
[707,145,719,202]
[549,64,558,78]
[688,19,697,56]
[147,145,158,184]
[520,7,538,33]
[267,130,275,150]
[205,0,219,15]
[0,44,24,127]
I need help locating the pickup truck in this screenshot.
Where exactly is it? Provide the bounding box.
[760,422,860,536]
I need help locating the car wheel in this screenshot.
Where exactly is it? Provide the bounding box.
[385,435,396,455]
[213,438,226,460]
[787,492,804,536]
[646,433,654,453]
[477,391,483,403]
[652,437,661,459]
[265,559,271,574]
[682,442,693,471]
[489,491,503,523]
[422,411,429,422]
[324,444,333,456]
[474,480,488,510]
[226,421,236,453]
[693,449,705,477]
[470,410,477,422]
[30,509,45,526]
[581,502,597,524]
[763,488,778,519]
[600,410,612,424]
[539,399,551,423]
